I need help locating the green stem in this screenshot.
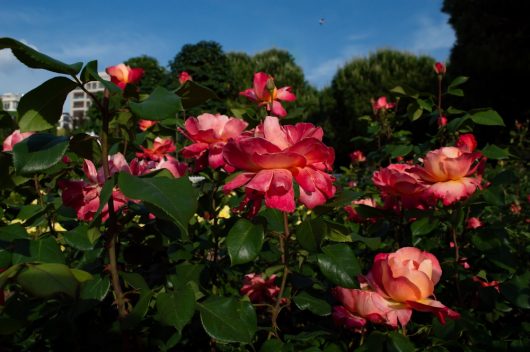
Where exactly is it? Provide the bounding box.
[270,212,290,337]
[451,226,463,305]
[100,88,127,319]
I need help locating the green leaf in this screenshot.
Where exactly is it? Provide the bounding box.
[354,331,386,352]
[387,331,416,352]
[411,108,423,121]
[80,60,99,83]
[121,290,154,330]
[17,77,77,132]
[293,291,331,316]
[0,37,82,75]
[120,272,150,291]
[69,133,101,163]
[198,297,257,344]
[16,263,78,297]
[351,233,381,250]
[70,268,93,283]
[118,172,198,235]
[481,144,511,160]
[12,133,69,175]
[80,275,110,301]
[62,223,95,250]
[448,76,469,88]
[470,110,505,126]
[447,87,464,96]
[501,271,530,309]
[129,86,183,121]
[91,177,114,223]
[175,80,219,110]
[171,263,204,289]
[410,217,440,236]
[386,144,413,158]
[156,285,196,332]
[296,218,325,252]
[227,219,264,266]
[0,264,23,288]
[12,237,65,264]
[259,208,284,232]
[317,244,360,288]
[0,224,29,242]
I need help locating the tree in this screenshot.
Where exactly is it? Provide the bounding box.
[124,55,168,94]
[168,41,233,113]
[323,49,436,166]
[442,0,530,129]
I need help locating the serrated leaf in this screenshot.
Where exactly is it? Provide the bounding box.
[470,110,505,126]
[80,275,110,301]
[0,37,82,75]
[198,297,257,344]
[293,291,331,316]
[129,86,183,121]
[17,77,77,132]
[227,219,264,265]
[12,133,69,175]
[118,172,198,235]
[481,144,511,160]
[317,244,360,288]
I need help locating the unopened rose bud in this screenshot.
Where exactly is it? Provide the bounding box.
[434,62,446,75]
[437,116,448,128]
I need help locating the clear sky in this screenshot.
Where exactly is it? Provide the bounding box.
[1,0,454,101]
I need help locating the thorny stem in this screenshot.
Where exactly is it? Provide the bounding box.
[270,212,290,337]
[100,88,127,319]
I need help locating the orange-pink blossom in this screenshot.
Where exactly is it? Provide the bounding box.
[240,72,296,118]
[105,63,144,90]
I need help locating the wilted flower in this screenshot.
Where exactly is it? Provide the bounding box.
[240,72,296,118]
[58,153,131,222]
[179,71,192,85]
[372,96,395,112]
[456,133,478,153]
[466,217,483,229]
[105,64,144,90]
[138,119,157,131]
[179,113,248,171]
[240,273,281,304]
[223,116,335,213]
[136,137,176,161]
[2,130,34,152]
[349,150,366,163]
[434,62,446,75]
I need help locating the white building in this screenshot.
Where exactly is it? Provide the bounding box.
[1,93,23,112]
[58,112,74,130]
[69,72,110,126]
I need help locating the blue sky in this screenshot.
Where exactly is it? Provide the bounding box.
[1,0,454,103]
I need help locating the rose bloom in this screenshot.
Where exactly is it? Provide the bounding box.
[332,287,412,331]
[413,147,485,206]
[130,156,187,179]
[240,273,280,304]
[363,247,460,325]
[434,62,446,75]
[349,150,366,163]
[136,137,176,161]
[138,119,157,131]
[344,198,379,223]
[240,72,296,118]
[456,133,477,153]
[179,71,192,85]
[105,63,144,90]
[372,164,427,209]
[466,217,483,229]
[58,153,131,222]
[223,116,335,213]
[179,113,248,171]
[2,130,34,152]
[372,96,395,112]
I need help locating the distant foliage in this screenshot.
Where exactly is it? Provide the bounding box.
[125,55,169,93]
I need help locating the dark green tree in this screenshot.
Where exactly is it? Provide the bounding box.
[124,55,168,94]
[168,41,233,113]
[442,0,530,128]
[323,49,435,166]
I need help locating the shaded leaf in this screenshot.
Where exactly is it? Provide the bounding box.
[227,219,264,265]
[470,110,505,126]
[129,86,183,121]
[16,263,78,297]
[293,291,331,316]
[156,284,195,332]
[13,133,69,175]
[317,244,360,288]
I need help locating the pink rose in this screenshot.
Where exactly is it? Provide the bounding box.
[105,63,144,90]
[179,113,248,171]
[373,164,427,209]
[138,119,157,131]
[130,156,187,178]
[466,217,483,229]
[344,198,379,223]
[413,147,484,206]
[438,116,448,128]
[223,116,335,213]
[240,72,296,118]
[240,273,281,304]
[136,137,176,161]
[178,71,192,85]
[372,96,395,112]
[349,150,366,163]
[2,130,34,152]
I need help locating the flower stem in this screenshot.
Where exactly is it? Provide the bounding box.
[451,226,463,305]
[270,212,290,337]
[100,88,127,319]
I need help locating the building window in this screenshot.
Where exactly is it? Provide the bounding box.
[73,101,84,108]
[3,103,9,110]
[73,92,84,99]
